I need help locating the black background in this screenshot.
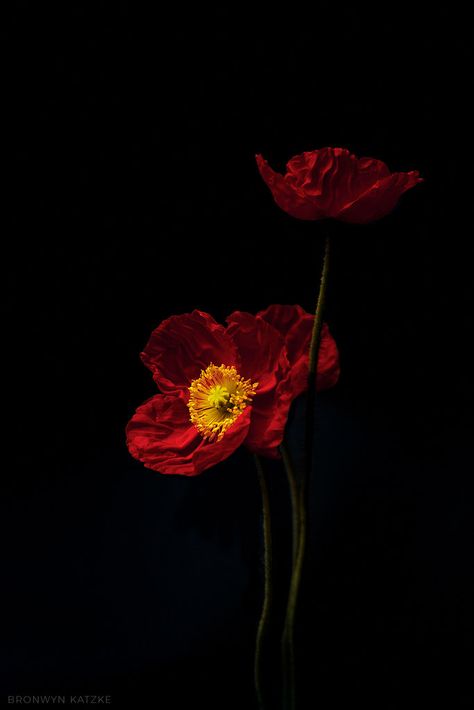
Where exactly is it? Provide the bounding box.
[3,3,473,708]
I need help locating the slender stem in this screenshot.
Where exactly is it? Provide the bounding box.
[280,443,300,569]
[308,235,331,382]
[254,454,273,710]
[279,441,301,710]
[284,471,307,710]
[283,234,332,710]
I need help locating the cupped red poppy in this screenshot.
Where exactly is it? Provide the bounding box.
[256,147,423,223]
[126,306,340,476]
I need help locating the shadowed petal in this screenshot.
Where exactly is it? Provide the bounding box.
[257,303,307,337]
[126,394,251,476]
[286,320,340,395]
[256,154,326,220]
[256,148,422,223]
[258,304,340,394]
[226,310,288,394]
[141,310,239,400]
[244,381,293,458]
[336,171,423,223]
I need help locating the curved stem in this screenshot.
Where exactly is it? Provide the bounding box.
[279,441,300,709]
[280,443,300,569]
[283,472,308,710]
[283,234,332,710]
[308,235,331,382]
[254,454,273,710]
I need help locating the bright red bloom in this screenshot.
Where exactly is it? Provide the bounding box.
[126,306,340,476]
[256,147,422,223]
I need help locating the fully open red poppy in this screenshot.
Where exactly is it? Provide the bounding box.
[256,147,422,223]
[126,306,339,475]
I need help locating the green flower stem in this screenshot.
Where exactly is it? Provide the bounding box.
[282,468,307,710]
[283,234,331,710]
[279,441,301,710]
[254,454,273,710]
[280,443,300,569]
[308,235,331,385]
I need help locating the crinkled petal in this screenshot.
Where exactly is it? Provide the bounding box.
[243,306,339,457]
[244,382,293,458]
[257,148,422,223]
[323,151,389,216]
[285,151,318,185]
[141,310,239,399]
[256,154,326,220]
[336,171,423,223]
[244,321,339,459]
[226,310,288,394]
[287,148,338,214]
[286,320,340,395]
[126,394,251,476]
[258,304,340,395]
[192,407,252,473]
[257,303,307,338]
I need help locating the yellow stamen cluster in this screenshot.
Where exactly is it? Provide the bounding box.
[188,364,258,442]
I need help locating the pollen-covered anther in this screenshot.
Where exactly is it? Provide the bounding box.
[187,363,258,442]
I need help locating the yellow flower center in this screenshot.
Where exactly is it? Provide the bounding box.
[188,364,258,442]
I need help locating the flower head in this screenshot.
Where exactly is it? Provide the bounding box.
[126,306,340,476]
[256,147,422,223]
[187,364,258,442]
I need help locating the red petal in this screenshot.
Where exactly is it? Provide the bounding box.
[323,151,389,216]
[225,308,299,457]
[226,311,288,394]
[126,394,251,476]
[258,304,340,395]
[244,381,293,458]
[285,150,324,189]
[257,148,422,223]
[192,407,252,473]
[244,321,340,459]
[315,323,341,390]
[286,149,338,211]
[336,171,423,223]
[257,303,307,337]
[286,319,340,395]
[256,154,325,220]
[126,395,200,475]
[141,310,239,399]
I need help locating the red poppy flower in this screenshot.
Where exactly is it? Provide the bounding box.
[256,147,422,223]
[126,306,340,476]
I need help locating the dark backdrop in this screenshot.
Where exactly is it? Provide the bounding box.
[3,4,473,709]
